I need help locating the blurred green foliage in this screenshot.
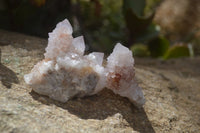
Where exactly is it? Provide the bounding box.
[77,0,125,53]
[131,44,150,57]
[0,0,71,37]
[0,0,194,58]
[122,0,192,59]
[148,36,169,57]
[164,45,190,59]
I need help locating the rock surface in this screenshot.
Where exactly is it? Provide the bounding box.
[0,30,200,133]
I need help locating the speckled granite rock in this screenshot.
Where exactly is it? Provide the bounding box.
[0,30,200,133]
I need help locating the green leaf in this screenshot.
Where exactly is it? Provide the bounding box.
[124,8,154,41]
[148,36,170,57]
[130,43,150,57]
[164,45,190,59]
[123,0,146,17]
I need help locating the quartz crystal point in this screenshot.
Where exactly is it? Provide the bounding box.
[24,18,145,106]
[106,43,145,106]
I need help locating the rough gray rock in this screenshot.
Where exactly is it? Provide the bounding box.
[0,30,200,133]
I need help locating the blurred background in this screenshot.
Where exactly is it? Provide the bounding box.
[0,0,200,59]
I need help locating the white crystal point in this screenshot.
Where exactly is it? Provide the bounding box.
[86,52,104,65]
[114,80,145,107]
[107,43,134,68]
[106,43,145,107]
[72,36,85,55]
[44,19,73,59]
[56,19,73,35]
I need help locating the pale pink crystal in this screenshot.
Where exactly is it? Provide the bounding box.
[106,43,145,106]
[24,19,145,106]
[44,19,74,59]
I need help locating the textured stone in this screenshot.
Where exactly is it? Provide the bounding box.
[0,30,200,133]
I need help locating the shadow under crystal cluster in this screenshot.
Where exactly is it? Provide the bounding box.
[24,19,145,107]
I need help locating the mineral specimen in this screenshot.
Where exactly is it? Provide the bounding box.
[106,43,145,106]
[24,19,145,106]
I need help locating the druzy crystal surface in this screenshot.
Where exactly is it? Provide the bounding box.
[24,19,145,106]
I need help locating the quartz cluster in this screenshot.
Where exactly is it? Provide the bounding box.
[24,19,145,106]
